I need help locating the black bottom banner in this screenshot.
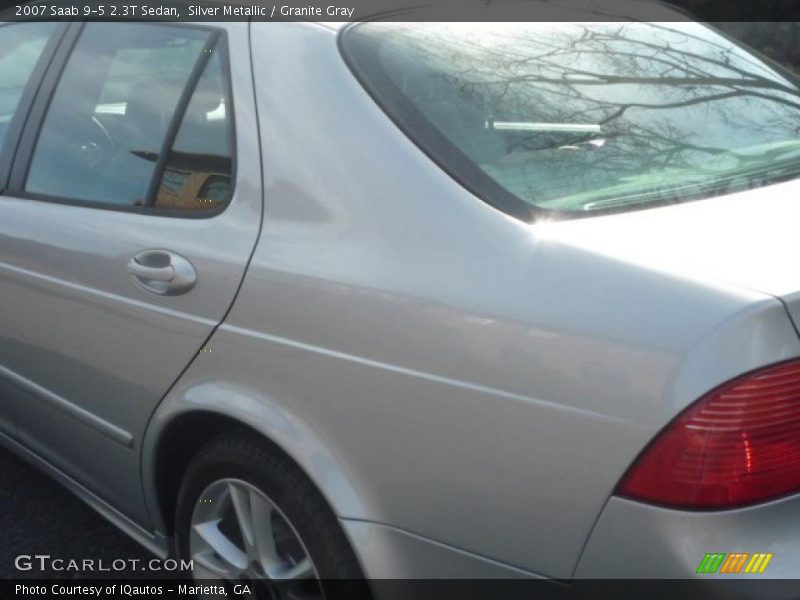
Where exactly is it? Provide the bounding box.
[4,579,800,600]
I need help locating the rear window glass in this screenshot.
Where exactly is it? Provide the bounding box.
[341,22,800,219]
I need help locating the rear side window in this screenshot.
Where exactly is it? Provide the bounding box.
[25,23,234,213]
[342,22,800,219]
[154,48,232,212]
[0,22,58,151]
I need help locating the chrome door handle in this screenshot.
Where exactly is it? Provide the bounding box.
[127,250,196,296]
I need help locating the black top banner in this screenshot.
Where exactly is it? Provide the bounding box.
[0,0,798,22]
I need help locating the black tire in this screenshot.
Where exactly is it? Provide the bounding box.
[174,431,369,598]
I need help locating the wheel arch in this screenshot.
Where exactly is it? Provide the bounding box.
[141,386,373,541]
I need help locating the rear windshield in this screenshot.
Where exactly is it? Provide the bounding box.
[341,22,800,220]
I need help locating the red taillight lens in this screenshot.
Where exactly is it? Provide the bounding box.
[617,359,800,509]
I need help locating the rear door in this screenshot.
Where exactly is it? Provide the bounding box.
[0,21,261,525]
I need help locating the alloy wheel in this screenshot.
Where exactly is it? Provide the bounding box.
[189,478,323,600]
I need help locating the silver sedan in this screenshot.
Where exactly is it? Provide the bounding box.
[1,7,799,597]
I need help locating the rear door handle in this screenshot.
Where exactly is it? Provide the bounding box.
[127,261,175,282]
[127,250,196,296]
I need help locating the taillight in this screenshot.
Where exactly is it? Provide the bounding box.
[617,359,800,509]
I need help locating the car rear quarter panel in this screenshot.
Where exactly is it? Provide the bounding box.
[576,494,800,582]
[145,22,800,579]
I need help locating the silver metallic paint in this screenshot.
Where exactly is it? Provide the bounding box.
[576,495,800,585]
[1,19,799,584]
[147,22,800,579]
[0,21,260,525]
[340,520,546,579]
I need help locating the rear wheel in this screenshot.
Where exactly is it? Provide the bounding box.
[174,432,367,599]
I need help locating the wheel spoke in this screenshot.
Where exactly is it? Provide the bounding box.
[188,478,321,590]
[228,482,255,549]
[193,520,248,571]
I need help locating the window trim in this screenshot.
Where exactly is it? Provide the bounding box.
[0,21,70,192]
[6,21,237,220]
[144,29,221,208]
[339,23,540,223]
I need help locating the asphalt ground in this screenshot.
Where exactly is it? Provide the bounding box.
[0,447,156,579]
